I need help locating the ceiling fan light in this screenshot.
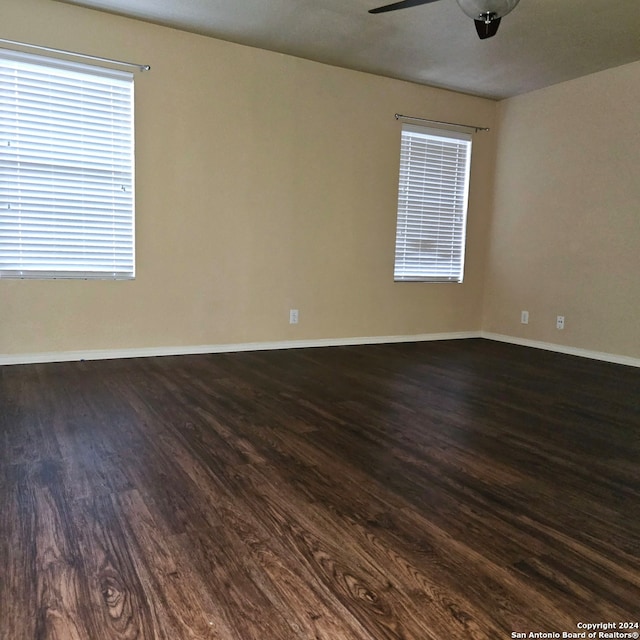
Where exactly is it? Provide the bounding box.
[455,0,520,20]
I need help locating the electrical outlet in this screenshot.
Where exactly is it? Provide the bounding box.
[556,315,565,330]
[289,309,299,324]
[521,310,529,324]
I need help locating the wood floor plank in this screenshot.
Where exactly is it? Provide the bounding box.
[114,489,230,639]
[147,404,379,639]
[0,463,37,640]
[70,493,162,639]
[1,339,639,639]
[31,460,90,640]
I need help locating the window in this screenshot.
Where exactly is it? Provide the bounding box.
[0,49,134,279]
[393,124,471,283]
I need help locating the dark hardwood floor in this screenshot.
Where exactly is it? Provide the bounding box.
[1,338,639,640]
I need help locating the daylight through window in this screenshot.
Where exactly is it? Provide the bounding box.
[0,49,135,279]
[393,124,471,283]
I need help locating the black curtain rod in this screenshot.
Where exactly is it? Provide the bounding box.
[395,113,489,132]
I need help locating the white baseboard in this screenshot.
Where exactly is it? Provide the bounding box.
[0,331,481,366]
[481,332,640,368]
[2,330,637,368]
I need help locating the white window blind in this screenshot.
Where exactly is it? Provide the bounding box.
[394,124,471,283]
[0,49,134,279]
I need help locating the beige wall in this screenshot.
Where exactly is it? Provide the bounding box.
[0,0,497,357]
[483,61,640,359]
[4,0,636,362]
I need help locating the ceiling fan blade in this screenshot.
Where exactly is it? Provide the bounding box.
[369,0,441,15]
[474,16,501,39]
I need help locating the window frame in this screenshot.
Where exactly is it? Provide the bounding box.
[0,48,135,280]
[393,123,472,284]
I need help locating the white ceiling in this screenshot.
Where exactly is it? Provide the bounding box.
[56,0,640,99]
